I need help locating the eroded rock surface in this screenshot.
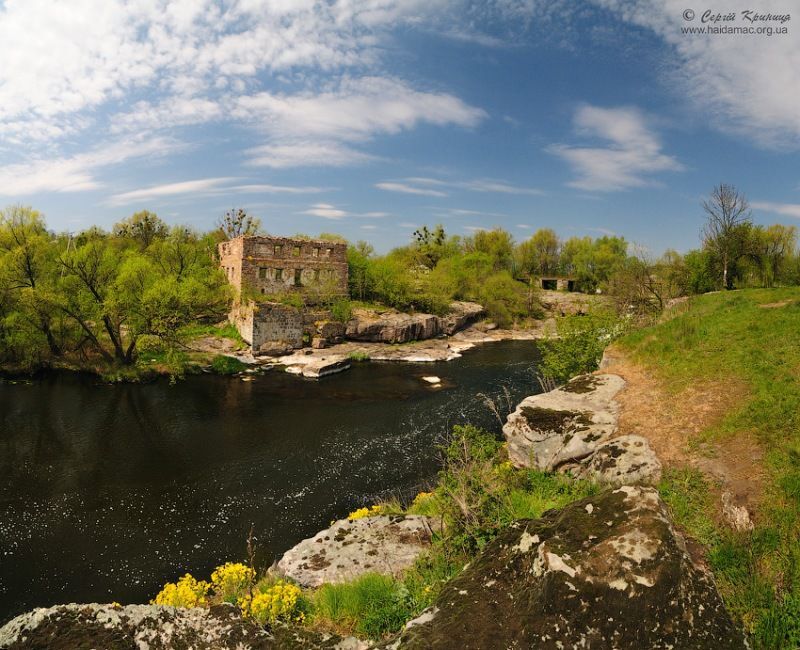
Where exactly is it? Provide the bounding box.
[275,515,439,588]
[577,434,662,487]
[504,374,625,471]
[503,374,661,486]
[345,302,483,344]
[0,603,358,650]
[379,487,747,649]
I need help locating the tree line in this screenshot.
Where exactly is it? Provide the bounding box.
[1,183,796,371]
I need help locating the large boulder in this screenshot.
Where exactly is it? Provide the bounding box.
[439,302,484,336]
[503,374,661,486]
[275,515,440,588]
[503,374,625,471]
[0,603,361,649]
[379,486,747,649]
[346,312,439,344]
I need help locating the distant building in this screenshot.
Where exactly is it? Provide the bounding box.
[539,276,578,292]
[218,235,349,299]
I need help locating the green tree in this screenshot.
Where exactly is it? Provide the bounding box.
[113,210,168,249]
[701,183,752,290]
[515,228,560,278]
[467,228,514,272]
[0,205,63,357]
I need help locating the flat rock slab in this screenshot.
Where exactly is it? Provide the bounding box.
[283,354,351,378]
[275,515,439,588]
[379,487,747,649]
[503,374,626,471]
[0,603,361,649]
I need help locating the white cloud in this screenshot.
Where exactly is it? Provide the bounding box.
[244,142,375,169]
[459,179,543,195]
[594,0,800,148]
[376,176,542,196]
[548,105,682,191]
[302,202,390,220]
[375,182,449,197]
[107,178,236,206]
[0,137,183,196]
[304,203,349,219]
[751,201,800,219]
[236,77,486,168]
[0,0,490,187]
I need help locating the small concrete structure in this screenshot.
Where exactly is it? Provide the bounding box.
[539,276,578,291]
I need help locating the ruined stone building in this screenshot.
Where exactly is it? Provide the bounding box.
[218,236,349,355]
[218,235,348,298]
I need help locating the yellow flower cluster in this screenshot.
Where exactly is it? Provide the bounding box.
[152,573,210,608]
[412,491,434,507]
[239,581,304,624]
[210,562,255,601]
[347,504,385,521]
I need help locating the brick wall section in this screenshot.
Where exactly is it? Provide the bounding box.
[218,235,348,299]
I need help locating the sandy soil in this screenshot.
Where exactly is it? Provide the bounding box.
[598,345,764,521]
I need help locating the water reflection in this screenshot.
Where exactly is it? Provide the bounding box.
[0,341,538,623]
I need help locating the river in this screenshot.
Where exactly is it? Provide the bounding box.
[0,340,539,624]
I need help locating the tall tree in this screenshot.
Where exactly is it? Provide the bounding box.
[217,208,261,240]
[701,184,752,290]
[0,206,63,356]
[113,210,168,249]
[516,228,560,278]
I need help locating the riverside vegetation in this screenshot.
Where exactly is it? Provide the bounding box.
[3,183,798,380]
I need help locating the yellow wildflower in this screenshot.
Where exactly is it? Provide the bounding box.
[347,504,386,520]
[210,562,255,602]
[244,580,303,624]
[152,573,210,608]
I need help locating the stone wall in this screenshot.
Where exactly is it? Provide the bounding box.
[230,300,304,355]
[219,236,348,300]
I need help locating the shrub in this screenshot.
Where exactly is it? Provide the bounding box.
[152,573,210,608]
[537,310,625,386]
[330,298,353,323]
[210,562,255,604]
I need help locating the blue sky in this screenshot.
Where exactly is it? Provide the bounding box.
[0,0,798,253]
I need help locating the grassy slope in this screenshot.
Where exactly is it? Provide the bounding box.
[618,288,800,649]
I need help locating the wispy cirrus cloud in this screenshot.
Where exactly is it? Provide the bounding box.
[594,0,800,149]
[0,137,184,197]
[107,178,330,207]
[375,176,542,196]
[548,104,683,191]
[751,201,800,219]
[374,182,449,197]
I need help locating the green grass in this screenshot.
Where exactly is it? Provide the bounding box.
[619,287,800,649]
[210,354,247,375]
[312,573,414,639]
[347,351,371,362]
[179,321,246,346]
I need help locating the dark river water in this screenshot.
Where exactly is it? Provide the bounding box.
[0,340,539,624]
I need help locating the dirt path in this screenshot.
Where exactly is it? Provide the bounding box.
[598,346,764,524]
